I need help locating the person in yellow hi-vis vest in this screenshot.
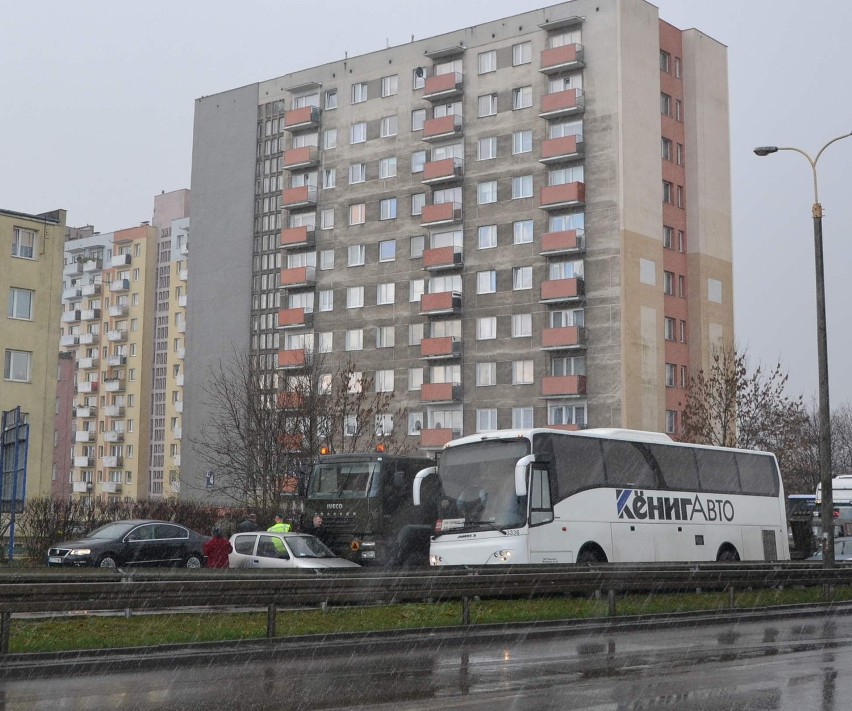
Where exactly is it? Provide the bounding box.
[267,513,292,556]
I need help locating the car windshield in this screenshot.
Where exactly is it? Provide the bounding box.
[287,535,336,558]
[85,522,139,539]
[307,461,378,499]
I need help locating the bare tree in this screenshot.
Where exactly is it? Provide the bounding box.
[832,403,852,478]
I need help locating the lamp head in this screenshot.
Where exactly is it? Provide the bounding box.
[754,146,779,156]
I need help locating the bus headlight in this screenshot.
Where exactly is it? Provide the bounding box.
[493,549,513,563]
[429,555,443,566]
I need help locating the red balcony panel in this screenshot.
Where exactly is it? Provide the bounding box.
[420,291,461,315]
[420,428,455,449]
[541,375,587,397]
[422,115,463,141]
[283,105,320,130]
[541,326,585,350]
[280,225,315,249]
[548,423,581,431]
[277,433,304,450]
[282,146,319,169]
[420,337,461,359]
[541,229,583,254]
[540,182,585,209]
[280,266,316,288]
[422,157,463,183]
[539,44,584,74]
[421,202,462,226]
[540,278,584,302]
[282,185,317,208]
[276,392,304,409]
[423,72,463,100]
[423,246,462,270]
[421,382,461,402]
[277,307,313,328]
[540,135,583,163]
[540,88,584,117]
[277,349,306,369]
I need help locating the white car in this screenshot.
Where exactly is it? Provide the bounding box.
[229,532,360,569]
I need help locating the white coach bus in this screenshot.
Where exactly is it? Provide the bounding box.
[413,428,789,565]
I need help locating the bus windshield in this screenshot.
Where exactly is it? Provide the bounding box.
[436,439,530,533]
[308,461,379,499]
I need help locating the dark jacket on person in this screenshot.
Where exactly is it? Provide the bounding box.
[236,518,258,532]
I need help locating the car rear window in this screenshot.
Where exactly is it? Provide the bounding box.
[233,535,257,555]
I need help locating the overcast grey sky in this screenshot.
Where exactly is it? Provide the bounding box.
[4,1,850,406]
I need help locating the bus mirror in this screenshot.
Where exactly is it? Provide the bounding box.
[515,455,536,498]
[413,466,436,506]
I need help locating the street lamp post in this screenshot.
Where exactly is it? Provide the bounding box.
[754,131,852,568]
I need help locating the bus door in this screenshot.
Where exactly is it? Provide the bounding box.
[527,464,570,563]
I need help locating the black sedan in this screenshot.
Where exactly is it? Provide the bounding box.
[47,519,209,569]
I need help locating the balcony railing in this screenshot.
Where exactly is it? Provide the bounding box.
[178,294,187,308]
[420,382,462,403]
[277,307,313,329]
[108,304,128,317]
[279,265,316,289]
[277,349,310,369]
[540,229,585,255]
[75,406,94,418]
[282,185,318,209]
[420,337,462,360]
[541,326,587,350]
[423,246,463,271]
[174,401,184,414]
[422,157,464,185]
[62,287,81,301]
[540,182,586,210]
[60,334,79,347]
[422,115,464,142]
[104,431,124,443]
[420,290,462,316]
[81,283,101,297]
[106,329,128,343]
[61,311,81,324]
[280,225,316,250]
[173,427,182,440]
[110,253,131,268]
[103,379,125,393]
[172,455,182,467]
[76,381,98,393]
[177,348,185,360]
[103,405,124,418]
[276,392,304,409]
[101,482,122,494]
[102,456,124,468]
[282,146,320,170]
[420,427,461,449]
[540,277,585,303]
[82,258,103,272]
[80,308,101,321]
[107,355,126,367]
[73,457,93,468]
[284,105,320,131]
[423,72,463,101]
[539,43,585,74]
[109,279,130,293]
[539,135,584,164]
[74,431,92,443]
[78,357,99,370]
[175,373,184,386]
[421,201,462,227]
[541,374,587,398]
[78,333,98,345]
[63,262,83,276]
[539,88,585,118]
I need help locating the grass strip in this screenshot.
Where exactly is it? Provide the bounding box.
[9,586,852,655]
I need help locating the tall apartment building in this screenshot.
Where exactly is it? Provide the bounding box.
[1,207,66,501]
[186,0,733,498]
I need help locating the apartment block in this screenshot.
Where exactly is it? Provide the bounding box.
[1,207,66,501]
[186,0,733,497]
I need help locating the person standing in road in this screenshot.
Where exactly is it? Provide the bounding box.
[203,527,233,568]
[237,512,258,532]
[267,513,292,534]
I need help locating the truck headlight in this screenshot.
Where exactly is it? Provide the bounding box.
[493,550,513,563]
[429,555,443,566]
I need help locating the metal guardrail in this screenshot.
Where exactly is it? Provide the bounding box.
[1,562,850,654]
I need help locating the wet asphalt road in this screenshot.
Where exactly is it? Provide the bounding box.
[1,611,851,710]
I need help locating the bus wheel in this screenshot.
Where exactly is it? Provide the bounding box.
[716,545,740,562]
[576,544,607,565]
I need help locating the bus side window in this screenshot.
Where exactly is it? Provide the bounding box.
[530,467,554,526]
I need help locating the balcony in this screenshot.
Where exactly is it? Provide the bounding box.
[75,406,94,418]
[110,253,131,268]
[540,229,585,255]
[541,375,587,398]
[172,455,182,467]
[548,423,583,432]
[107,355,126,367]
[541,326,587,350]
[103,379,125,393]
[540,182,586,210]
[421,382,462,403]
[107,329,128,343]
[280,225,316,250]
[423,246,463,271]
[82,258,103,272]
[420,428,460,450]
[282,185,318,209]
[420,291,462,316]
[103,405,125,418]
[101,482,122,494]
[540,277,585,304]
[175,373,184,386]
[277,349,310,370]
[178,269,188,281]
[282,146,319,170]
[177,321,186,333]
[422,157,463,185]
[539,135,584,164]
[421,201,462,227]
[278,307,314,329]
[78,333,98,345]
[63,261,83,276]
[81,282,101,297]
[108,304,128,317]
[73,457,93,468]
[78,356,99,369]
[174,401,184,414]
[77,381,98,393]
[62,287,81,301]
[284,105,320,131]
[109,279,130,293]
[177,348,185,360]
[179,243,189,256]
[423,72,463,101]
[422,115,463,142]
[80,308,101,321]
[539,43,585,74]
[278,433,304,450]
[60,335,79,347]
[277,392,304,410]
[178,294,187,308]
[420,337,462,360]
[279,265,316,289]
[173,427,182,440]
[61,310,81,324]
[539,88,585,119]
[104,430,124,443]
[74,431,92,443]
[102,456,123,468]
[72,482,91,493]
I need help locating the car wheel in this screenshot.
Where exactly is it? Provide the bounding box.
[96,554,118,568]
[184,554,203,569]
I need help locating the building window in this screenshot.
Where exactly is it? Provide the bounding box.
[11,228,35,259]
[677,185,684,208]
[675,99,683,121]
[665,363,676,387]
[408,324,424,347]
[476,271,496,294]
[665,410,678,434]
[512,360,534,385]
[512,314,532,338]
[348,244,366,266]
[680,365,688,389]
[476,409,498,433]
[512,86,533,110]
[662,181,673,204]
[663,271,674,295]
[660,93,671,116]
[379,199,397,221]
[412,67,425,90]
[375,369,394,393]
[411,193,426,216]
[351,82,368,104]
[478,225,497,250]
[379,239,396,261]
[3,349,31,382]
[678,275,686,298]
[512,407,534,429]
[319,289,333,311]
[512,41,532,66]
[678,230,686,252]
[476,362,496,387]
[411,109,426,131]
[663,226,674,250]
[409,279,425,302]
[379,156,397,179]
[676,143,684,165]
[660,50,670,73]
[512,175,533,199]
[513,220,533,244]
[662,137,672,161]
[380,115,398,137]
[345,329,363,351]
[664,317,675,341]
[478,94,497,117]
[548,403,586,428]
[350,122,367,144]
[477,181,497,205]
[346,286,364,309]
[410,235,425,259]
[478,50,497,74]
[478,136,497,160]
[381,74,398,97]
[320,208,334,230]
[476,317,497,340]
[349,204,366,226]
[376,327,395,349]
[324,89,337,110]
[349,163,366,184]
[8,288,33,320]
[322,169,336,190]
[680,320,687,343]
[377,283,395,305]
[411,150,426,173]
[319,250,334,271]
[512,130,532,154]
[512,266,533,290]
